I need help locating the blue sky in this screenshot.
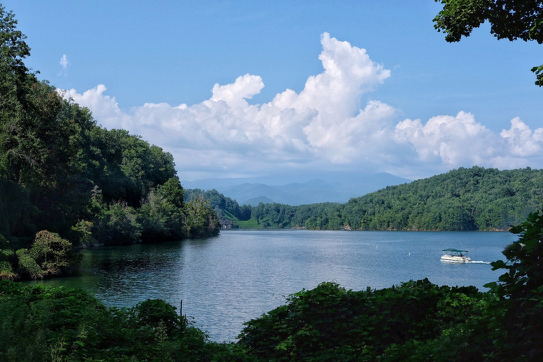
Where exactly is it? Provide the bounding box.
[4,0,543,183]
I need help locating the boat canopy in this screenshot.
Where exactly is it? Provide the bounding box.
[442,248,468,253]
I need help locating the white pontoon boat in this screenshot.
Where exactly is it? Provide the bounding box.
[441,249,471,263]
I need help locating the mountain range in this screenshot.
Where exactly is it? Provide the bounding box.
[182,172,410,206]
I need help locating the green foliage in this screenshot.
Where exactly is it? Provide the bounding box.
[0,5,30,73]
[159,177,185,209]
[484,209,543,359]
[238,279,487,361]
[15,248,43,279]
[434,0,543,86]
[139,189,174,242]
[533,63,543,87]
[69,220,94,247]
[30,230,74,276]
[0,278,493,361]
[138,177,186,242]
[0,248,16,279]
[0,6,221,279]
[338,166,543,231]
[0,280,252,361]
[128,299,188,336]
[15,231,75,279]
[184,196,221,238]
[202,167,543,231]
[82,127,177,208]
[0,174,34,244]
[93,201,142,245]
[185,188,251,226]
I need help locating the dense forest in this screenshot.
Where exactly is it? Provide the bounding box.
[0,6,219,280]
[195,166,543,231]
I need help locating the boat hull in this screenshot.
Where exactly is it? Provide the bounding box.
[441,255,471,263]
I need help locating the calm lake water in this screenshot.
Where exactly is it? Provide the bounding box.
[29,230,517,342]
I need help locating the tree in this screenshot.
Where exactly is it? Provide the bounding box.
[184,196,220,238]
[0,5,30,78]
[485,209,543,359]
[16,230,74,279]
[138,178,185,242]
[434,0,543,86]
[157,177,184,209]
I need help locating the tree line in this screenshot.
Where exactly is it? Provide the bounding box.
[195,166,543,231]
[0,5,219,280]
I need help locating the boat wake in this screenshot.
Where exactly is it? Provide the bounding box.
[468,260,491,264]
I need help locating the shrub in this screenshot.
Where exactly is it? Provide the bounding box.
[238,279,486,361]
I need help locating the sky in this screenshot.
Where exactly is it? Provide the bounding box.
[4,0,543,183]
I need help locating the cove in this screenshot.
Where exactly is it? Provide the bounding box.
[28,229,517,342]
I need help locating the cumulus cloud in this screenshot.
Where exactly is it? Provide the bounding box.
[394,113,543,177]
[500,117,543,157]
[395,112,498,165]
[63,84,131,130]
[59,33,543,180]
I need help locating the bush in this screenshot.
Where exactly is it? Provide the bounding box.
[0,249,16,279]
[15,231,75,279]
[0,280,251,361]
[484,209,543,360]
[238,279,486,361]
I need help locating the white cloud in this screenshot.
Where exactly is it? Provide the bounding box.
[60,54,69,69]
[210,74,264,109]
[58,33,543,180]
[59,54,70,76]
[394,113,543,177]
[395,111,497,165]
[500,117,543,157]
[62,85,132,130]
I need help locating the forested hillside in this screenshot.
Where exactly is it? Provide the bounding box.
[185,189,252,222]
[201,166,543,231]
[338,166,543,231]
[0,6,219,280]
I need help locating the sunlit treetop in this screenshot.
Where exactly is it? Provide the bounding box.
[0,5,31,74]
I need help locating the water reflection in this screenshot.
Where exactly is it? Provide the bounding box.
[28,230,517,342]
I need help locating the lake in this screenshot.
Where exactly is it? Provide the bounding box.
[29,229,517,342]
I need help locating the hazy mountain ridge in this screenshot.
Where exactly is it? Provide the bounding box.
[240,196,276,207]
[182,172,410,205]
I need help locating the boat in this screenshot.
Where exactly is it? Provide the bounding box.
[441,249,471,263]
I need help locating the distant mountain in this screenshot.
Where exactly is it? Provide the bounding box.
[222,180,345,205]
[182,172,410,206]
[242,196,275,206]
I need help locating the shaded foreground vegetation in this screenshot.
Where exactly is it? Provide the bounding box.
[192,166,543,231]
[2,208,543,361]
